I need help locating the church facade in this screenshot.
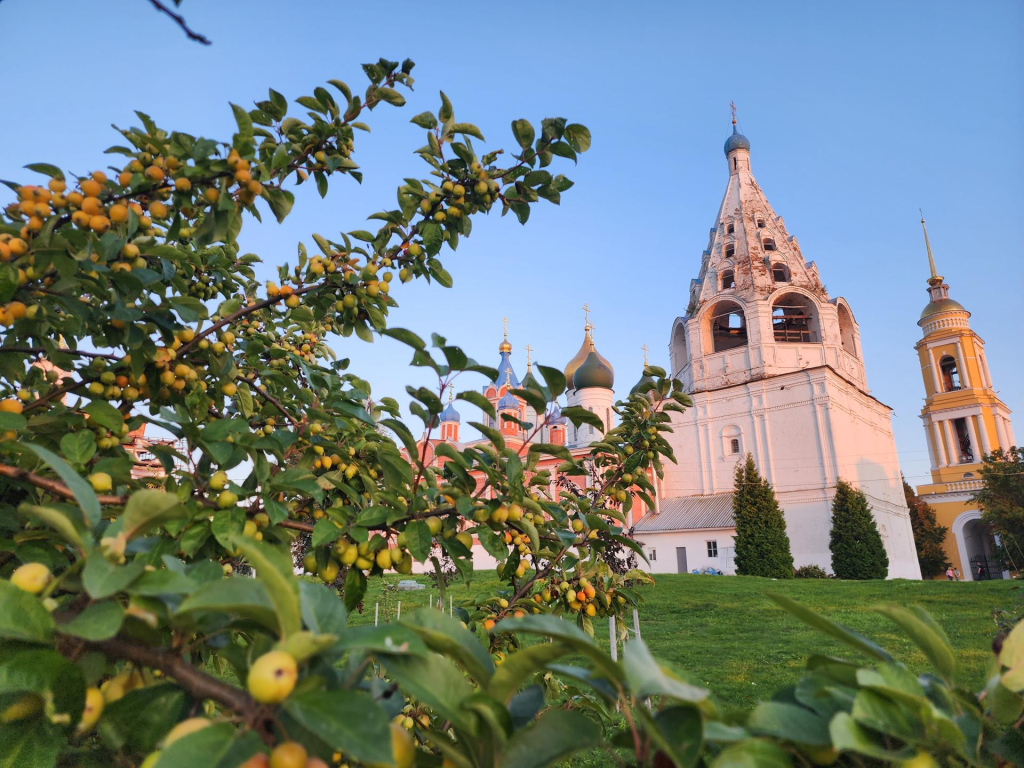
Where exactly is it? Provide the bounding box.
[631,121,921,578]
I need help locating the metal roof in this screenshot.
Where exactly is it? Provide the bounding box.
[632,493,735,533]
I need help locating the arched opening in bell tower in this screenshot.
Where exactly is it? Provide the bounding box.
[940,356,962,392]
[772,293,819,343]
[837,303,858,358]
[707,300,748,353]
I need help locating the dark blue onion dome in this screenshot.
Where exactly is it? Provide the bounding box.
[724,124,750,155]
[630,372,655,396]
[440,400,460,423]
[521,368,539,390]
[549,403,566,425]
[495,349,520,390]
[573,351,614,390]
[498,390,520,411]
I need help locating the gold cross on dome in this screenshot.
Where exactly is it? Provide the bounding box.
[642,344,649,366]
[502,316,508,339]
[582,302,590,329]
[448,384,454,404]
[524,343,533,369]
[730,101,737,125]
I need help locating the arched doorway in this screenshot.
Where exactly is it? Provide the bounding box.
[953,511,1003,580]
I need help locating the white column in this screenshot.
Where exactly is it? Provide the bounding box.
[975,410,991,456]
[923,423,938,468]
[1006,418,1017,449]
[927,349,942,394]
[931,420,948,466]
[965,416,980,463]
[955,340,971,388]
[979,349,994,389]
[943,420,957,464]
[994,415,1009,452]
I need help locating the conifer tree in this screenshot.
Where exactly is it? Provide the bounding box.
[732,454,794,578]
[830,480,889,579]
[903,477,950,578]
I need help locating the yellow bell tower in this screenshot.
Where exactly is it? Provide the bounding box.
[914,214,1016,580]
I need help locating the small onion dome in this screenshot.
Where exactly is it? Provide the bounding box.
[549,403,566,425]
[564,330,612,388]
[440,401,460,423]
[521,368,540,391]
[724,125,750,155]
[920,297,968,322]
[573,351,614,390]
[498,391,520,411]
[630,373,655,396]
[499,337,512,353]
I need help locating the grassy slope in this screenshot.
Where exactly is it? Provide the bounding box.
[353,572,1019,710]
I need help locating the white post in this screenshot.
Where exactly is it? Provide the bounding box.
[374,603,379,626]
[927,349,941,394]
[397,601,401,621]
[428,593,432,609]
[633,609,641,641]
[449,595,453,616]
[976,411,991,456]
[955,339,971,388]
[943,420,957,464]
[608,616,617,662]
[995,415,1009,452]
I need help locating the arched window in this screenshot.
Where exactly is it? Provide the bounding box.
[756,217,766,228]
[726,224,734,234]
[952,417,973,462]
[771,263,789,282]
[722,424,742,456]
[670,321,689,373]
[730,438,740,454]
[763,237,777,251]
[707,300,748,353]
[837,303,858,359]
[772,292,819,343]
[940,356,961,392]
[721,269,735,290]
[725,244,735,258]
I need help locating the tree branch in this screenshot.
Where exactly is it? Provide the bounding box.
[146,0,212,45]
[0,463,126,505]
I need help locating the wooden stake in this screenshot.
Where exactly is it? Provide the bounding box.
[374,603,379,626]
[609,616,618,661]
[397,601,401,621]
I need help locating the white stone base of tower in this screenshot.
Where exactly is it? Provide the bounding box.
[655,365,922,579]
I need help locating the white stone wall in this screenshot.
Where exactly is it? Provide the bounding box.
[632,529,737,575]
[566,386,615,447]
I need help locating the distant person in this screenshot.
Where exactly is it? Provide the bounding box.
[977,562,985,581]
[945,567,955,581]
[953,567,961,581]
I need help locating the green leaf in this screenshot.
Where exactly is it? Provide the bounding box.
[176,577,279,633]
[378,653,475,732]
[59,432,96,466]
[0,717,63,768]
[83,556,144,600]
[0,411,26,432]
[621,639,708,703]
[559,406,605,432]
[18,504,87,550]
[381,327,426,350]
[403,520,432,562]
[410,111,438,129]
[564,124,592,153]
[24,443,101,528]
[83,400,124,433]
[828,711,913,760]
[0,649,85,730]
[283,690,392,765]
[344,567,367,613]
[153,722,239,768]
[229,537,301,639]
[488,643,572,703]
[456,390,496,419]
[402,608,495,685]
[299,581,348,636]
[438,91,454,122]
[311,518,343,548]
[536,365,566,398]
[0,580,54,643]
[121,489,188,540]
[23,162,64,179]
[1000,619,1024,691]
[376,87,406,106]
[873,604,955,680]
[747,702,831,746]
[98,685,187,754]
[512,119,535,150]
[652,706,704,768]
[503,709,601,768]
[262,187,295,223]
[57,600,124,641]
[767,593,894,663]
[710,739,794,768]
[230,103,254,141]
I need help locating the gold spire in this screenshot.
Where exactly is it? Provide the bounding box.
[498,316,512,353]
[641,343,649,367]
[524,343,533,373]
[919,210,943,286]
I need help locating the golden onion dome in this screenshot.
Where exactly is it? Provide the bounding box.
[498,338,512,353]
[564,327,612,390]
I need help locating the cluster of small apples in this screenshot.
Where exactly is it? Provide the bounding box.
[418,162,500,225]
[179,264,229,300]
[302,534,414,582]
[394,702,432,731]
[535,576,619,618]
[86,366,147,403]
[0,298,31,327]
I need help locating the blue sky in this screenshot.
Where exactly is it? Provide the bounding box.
[1,0,1021,489]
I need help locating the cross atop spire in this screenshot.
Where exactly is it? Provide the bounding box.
[498,316,512,353]
[502,316,508,338]
[641,343,649,367]
[448,384,454,404]
[582,302,590,330]
[730,100,737,126]
[524,343,533,373]
[919,210,943,285]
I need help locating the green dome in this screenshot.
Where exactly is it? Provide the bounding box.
[573,351,614,390]
[919,298,967,322]
[630,373,655,396]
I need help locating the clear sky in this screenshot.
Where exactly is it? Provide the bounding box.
[1,0,1021,490]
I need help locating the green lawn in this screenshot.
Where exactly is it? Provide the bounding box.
[353,572,1020,710]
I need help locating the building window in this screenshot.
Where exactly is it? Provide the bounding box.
[707,541,718,557]
[763,237,776,251]
[756,217,766,228]
[729,438,740,454]
[953,417,973,463]
[772,293,818,343]
[771,263,789,282]
[940,356,961,392]
[721,269,735,290]
[727,224,734,234]
[725,244,735,258]
[649,549,657,561]
[709,300,748,353]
